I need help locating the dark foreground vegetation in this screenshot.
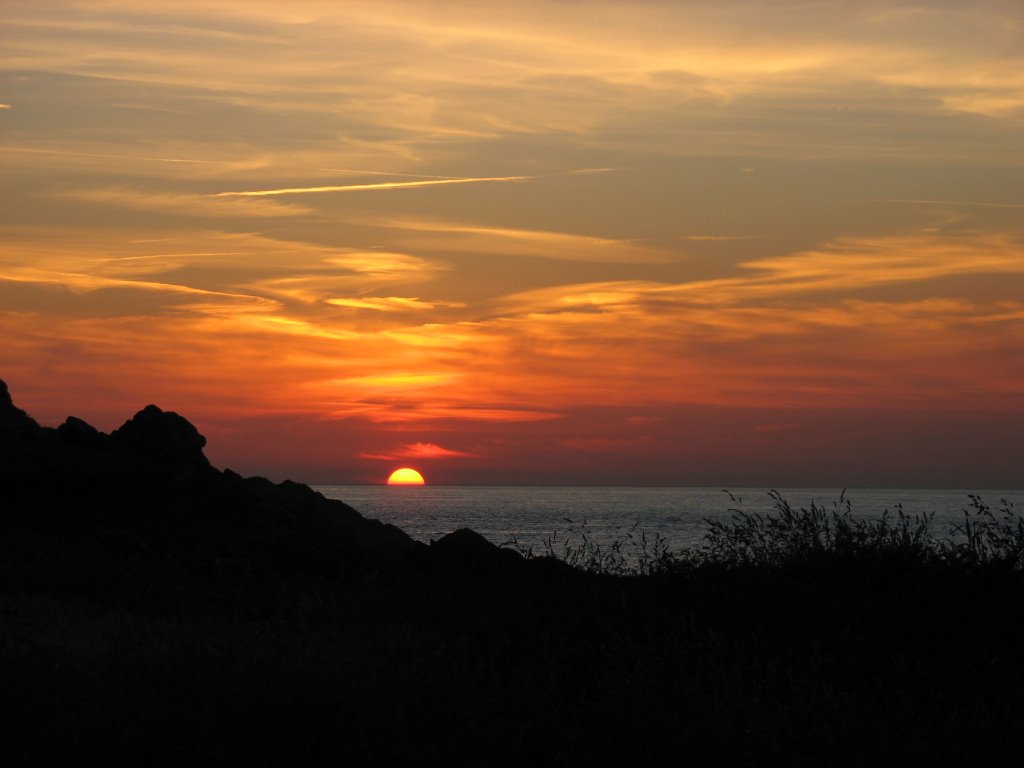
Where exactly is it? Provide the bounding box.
[2,379,1023,766]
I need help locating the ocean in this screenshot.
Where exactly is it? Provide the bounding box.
[314,486,1022,554]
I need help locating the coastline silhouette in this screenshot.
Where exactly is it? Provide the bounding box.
[2,378,1023,765]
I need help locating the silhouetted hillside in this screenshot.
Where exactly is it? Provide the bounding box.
[1,379,420,600]
[2,379,1023,766]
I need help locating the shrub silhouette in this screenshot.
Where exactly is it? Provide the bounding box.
[512,489,1024,576]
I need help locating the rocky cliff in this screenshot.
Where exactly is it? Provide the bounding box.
[0,379,420,581]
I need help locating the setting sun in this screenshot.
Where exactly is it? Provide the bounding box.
[387,468,425,486]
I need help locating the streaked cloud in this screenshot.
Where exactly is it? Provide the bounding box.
[333,405,562,425]
[213,175,534,197]
[6,1,1021,167]
[871,199,1024,211]
[360,214,675,264]
[360,442,479,460]
[336,373,461,390]
[0,145,227,165]
[0,267,275,309]
[317,168,454,179]
[326,296,460,312]
[68,187,313,218]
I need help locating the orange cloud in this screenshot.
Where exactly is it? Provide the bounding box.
[5,225,1021,431]
[360,442,478,460]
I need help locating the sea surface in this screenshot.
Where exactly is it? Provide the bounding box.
[314,486,1022,554]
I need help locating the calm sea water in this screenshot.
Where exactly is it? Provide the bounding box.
[314,486,1022,553]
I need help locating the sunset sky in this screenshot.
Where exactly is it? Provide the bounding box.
[2,1,1022,486]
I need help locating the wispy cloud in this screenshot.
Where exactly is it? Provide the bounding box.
[326,296,460,311]
[564,167,623,175]
[335,372,461,390]
[0,266,277,311]
[69,187,313,218]
[356,213,674,264]
[360,442,478,460]
[870,198,1024,210]
[241,251,446,303]
[7,1,1023,168]
[213,175,533,197]
[682,235,765,242]
[494,233,1024,316]
[0,145,227,165]
[317,167,455,179]
[331,404,561,424]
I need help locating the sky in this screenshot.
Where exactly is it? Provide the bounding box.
[1,0,1022,486]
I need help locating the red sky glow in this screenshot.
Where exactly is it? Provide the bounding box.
[2,1,1022,486]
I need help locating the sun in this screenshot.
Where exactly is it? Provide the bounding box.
[387,467,426,486]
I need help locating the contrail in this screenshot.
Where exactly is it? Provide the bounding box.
[0,145,222,164]
[213,175,533,197]
[869,198,1024,210]
[213,166,622,198]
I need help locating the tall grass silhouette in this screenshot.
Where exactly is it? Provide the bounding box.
[518,491,1024,574]
[508,518,675,575]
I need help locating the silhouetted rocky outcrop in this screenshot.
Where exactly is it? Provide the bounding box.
[0,379,39,436]
[0,379,419,589]
[109,404,211,469]
[56,414,104,446]
[426,527,532,573]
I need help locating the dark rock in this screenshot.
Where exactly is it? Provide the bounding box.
[57,416,105,446]
[433,528,497,557]
[430,528,522,569]
[109,404,211,469]
[0,379,420,574]
[0,379,40,437]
